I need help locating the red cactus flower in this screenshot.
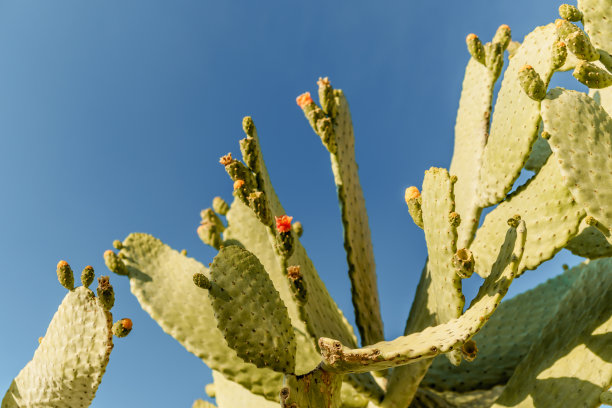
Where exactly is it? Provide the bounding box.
[275,215,293,233]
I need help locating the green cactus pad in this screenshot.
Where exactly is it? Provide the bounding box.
[492,258,612,407]
[421,167,464,365]
[422,263,585,392]
[541,88,612,242]
[117,233,284,400]
[319,222,525,373]
[322,88,384,347]
[281,368,343,408]
[478,24,558,208]
[523,123,551,172]
[470,156,584,278]
[2,287,113,408]
[208,246,296,374]
[212,371,278,408]
[449,58,495,248]
[579,0,612,51]
[566,217,612,258]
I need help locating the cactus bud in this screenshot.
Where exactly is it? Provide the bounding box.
[180,249,187,256]
[552,41,568,70]
[484,41,504,81]
[205,383,216,398]
[112,318,133,338]
[239,136,259,172]
[97,276,115,311]
[225,160,255,188]
[453,248,475,279]
[38,337,43,344]
[233,179,245,191]
[212,196,229,216]
[292,221,303,238]
[248,191,272,226]
[565,31,599,62]
[493,24,511,50]
[405,187,424,229]
[573,61,612,88]
[219,153,233,166]
[197,222,222,250]
[507,41,521,59]
[558,4,583,22]
[562,264,569,271]
[201,208,225,232]
[584,215,611,236]
[242,116,255,138]
[518,65,547,101]
[466,33,485,65]
[104,249,128,276]
[317,77,337,118]
[112,240,123,250]
[287,265,307,304]
[81,265,95,288]
[449,212,461,227]
[461,340,478,362]
[316,116,337,154]
[56,260,74,290]
[193,273,211,290]
[541,131,551,140]
[507,214,522,228]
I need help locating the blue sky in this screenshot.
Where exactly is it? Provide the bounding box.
[0,1,588,406]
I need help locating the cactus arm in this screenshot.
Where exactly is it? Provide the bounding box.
[207,246,296,374]
[211,371,278,408]
[298,81,384,347]
[2,285,114,407]
[491,258,612,407]
[422,262,584,392]
[566,217,612,258]
[523,122,551,173]
[319,221,525,374]
[113,233,284,400]
[421,167,464,365]
[280,367,344,408]
[449,54,495,248]
[470,156,584,278]
[477,24,558,207]
[541,88,612,242]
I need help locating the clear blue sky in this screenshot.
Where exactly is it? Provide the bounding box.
[0,1,586,406]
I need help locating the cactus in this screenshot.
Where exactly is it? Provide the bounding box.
[2,262,130,407]
[95,2,612,407]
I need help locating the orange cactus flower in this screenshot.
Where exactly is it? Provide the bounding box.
[233,180,245,190]
[275,215,293,233]
[121,318,133,330]
[57,260,69,269]
[405,186,420,204]
[219,153,233,166]
[296,92,314,108]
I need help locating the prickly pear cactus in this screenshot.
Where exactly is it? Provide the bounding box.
[96,2,612,408]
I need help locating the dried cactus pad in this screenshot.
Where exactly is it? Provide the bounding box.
[209,245,296,374]
[541,88,612,241]
[2,287,113,408]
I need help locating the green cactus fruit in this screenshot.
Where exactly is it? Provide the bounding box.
[104,249,128,276]
[559,4,583,21]
[566,31,600,62]
[405,187,424,229]
[421,167,464,366]
[96,276,115,311]
[541,88,612,242]
[112,239,123,250]
[112,318,133,338]
[208,245,297,374]
[466,34,485,65]
[471,156,584,278]
[492,24,511,50]
[291,221,303,237]
[55,260,74,290]
[478,24,558,208]
[319,221,526,374]
[551,41,568,70]
[492,258,612,407]
[518,64,547,101]
[247,191,271,226]
[239,136,259,172]
[81,265,95,288]
[286,265,307,305]
[193,272,211,290]
[2,287,114,407]
[318,76,337,118]
[484,41,504,81]
[212,196,229,216]
[573,60,612,88]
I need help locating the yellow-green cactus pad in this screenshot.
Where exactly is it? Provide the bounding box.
[478,24,558,207]
[2,287,113,408]
[541,88,612,241]
[319,222,525,374]
[449,58,495,248]
[470,156,584,278]
[422,263,584,392]
[523,123,551,172]
[208,246,296,374]
[492,258,612,407]
[421,167,464,365]
[117,233,283,400]
[566,217,612,258]
[281,368,343,408]
[212,371,278,408]
[421,386,504,408]
[579,0,612,52]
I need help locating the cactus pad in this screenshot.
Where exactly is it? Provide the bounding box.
[2,287,113,408]
[212,371,278,408]
[208,246,296,374]
[523,123,552,172]
[566,217,612,258]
